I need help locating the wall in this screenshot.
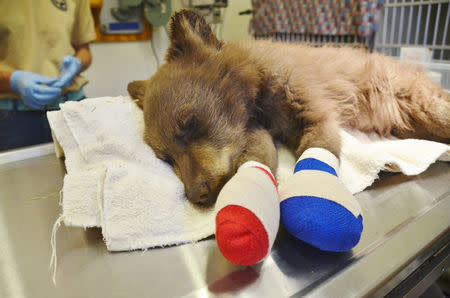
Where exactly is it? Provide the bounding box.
[220,0,253,41]
[83,0,252,98]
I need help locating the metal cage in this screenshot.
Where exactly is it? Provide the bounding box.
[375,0,450,61]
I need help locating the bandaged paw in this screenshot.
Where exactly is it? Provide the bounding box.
[279,148,363,252]
[215,161,280,265]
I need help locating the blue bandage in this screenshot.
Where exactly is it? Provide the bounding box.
[279,148,363,252]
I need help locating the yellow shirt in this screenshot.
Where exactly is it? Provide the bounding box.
[0,0,96,99]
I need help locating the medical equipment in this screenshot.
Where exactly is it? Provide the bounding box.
[99,0,171,35]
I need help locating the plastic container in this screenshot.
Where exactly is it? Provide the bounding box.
[406,60,450,92]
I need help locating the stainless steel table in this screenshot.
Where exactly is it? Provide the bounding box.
[0,144,449,298]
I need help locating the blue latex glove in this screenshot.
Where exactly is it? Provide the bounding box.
[10,71,62,109]
[52,56,81,88]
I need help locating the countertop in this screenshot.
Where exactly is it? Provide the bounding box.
[0,144,449,298]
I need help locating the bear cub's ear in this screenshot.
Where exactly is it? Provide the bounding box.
[127,80,147,109]
[166,9,223,61]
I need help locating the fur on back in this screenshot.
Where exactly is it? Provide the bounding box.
[236,40,448,136]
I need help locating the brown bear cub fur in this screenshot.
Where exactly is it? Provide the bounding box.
[128,10,450,207]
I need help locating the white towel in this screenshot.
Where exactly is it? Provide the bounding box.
[276,130,450,194]
[48,96,215,251]
[339,129,450,193]
[47,96,450,251]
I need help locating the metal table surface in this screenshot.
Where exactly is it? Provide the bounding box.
[0,144,449,298]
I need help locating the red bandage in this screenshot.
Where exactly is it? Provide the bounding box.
[214,161,280,266]
[216,205,269,265]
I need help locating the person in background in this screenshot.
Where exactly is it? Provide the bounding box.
[0,0,96,151]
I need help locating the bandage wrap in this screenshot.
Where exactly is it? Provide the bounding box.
[215,161,280,265]
[279,148,363,252]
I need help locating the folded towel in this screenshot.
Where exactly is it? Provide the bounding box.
[339,129,450,193]
[48,96,215,251]
[276,130,450,194]
[48,96,450,252]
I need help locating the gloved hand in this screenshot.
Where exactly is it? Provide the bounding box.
[10,71,62,109]
[52,55,82,88]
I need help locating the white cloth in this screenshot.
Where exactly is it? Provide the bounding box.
[340,129,449,193]
[48,96,450,251]
[47,96,215,251]
[276,131,450,194]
